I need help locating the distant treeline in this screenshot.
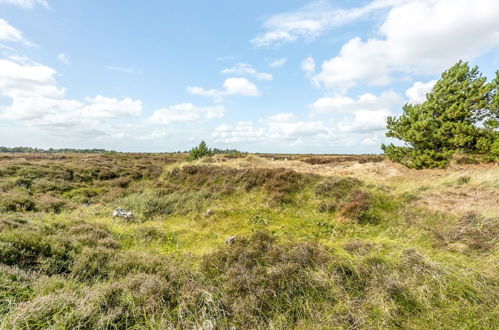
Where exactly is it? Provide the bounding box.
[0,146,116,154]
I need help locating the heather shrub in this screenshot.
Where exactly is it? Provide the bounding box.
[36,193,67,213]
[119,189,208,219]
[315,176,362,200]
[166,165,317,204]
[0,190,36,212]
[340,190,380,224]
[0,229,73,274]
[200,231,335,327]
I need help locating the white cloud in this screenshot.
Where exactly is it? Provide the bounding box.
[269,58,287,68]
[187,86,224,101]
[212,113,328,144]
[313,0,499,92]
[81,95,142,119]
[188,77,261,101]
[251,0,403,47]
[301,57,316,77]
[0,19,32,45]
[310,91,402,116]
[149,103,225,125]
[337,109,392,133]
[223,78,261,96]
[310,90,402,136]
[137,130,167,141]
[221,63,272,80]
[212,121,265,144]
[0,57,142,129]
[264,113,328,139]
[57,53,70,64]
[0,0,48,9]
[405,80,436,104]
[0,58,64,98]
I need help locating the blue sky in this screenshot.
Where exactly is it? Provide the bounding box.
[1,0,498,153]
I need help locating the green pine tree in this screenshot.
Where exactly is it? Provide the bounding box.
[188,141,213,161]
[382,61,497,168]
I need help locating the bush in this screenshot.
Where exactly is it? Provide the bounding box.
[315,176,362,200]
[36,194,67,213]
[119,190,207,219]
[0,190,36,212]
[0,229,72,274]
[200,231,334,327]
[340,190,379,224]
[166,165,317,204]
[188,141,214,161]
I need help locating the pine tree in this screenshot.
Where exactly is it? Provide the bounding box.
[188,141,213,161]
[382,61,497,168]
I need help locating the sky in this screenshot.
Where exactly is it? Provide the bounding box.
[0,0,498,153]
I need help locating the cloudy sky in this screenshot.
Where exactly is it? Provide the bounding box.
[1,0,498,153]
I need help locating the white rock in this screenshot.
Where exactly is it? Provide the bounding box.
[113,208,133,220]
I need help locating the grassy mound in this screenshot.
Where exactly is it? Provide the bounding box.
[0,153,497,328]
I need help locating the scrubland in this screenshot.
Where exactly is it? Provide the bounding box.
[0,152,497,329]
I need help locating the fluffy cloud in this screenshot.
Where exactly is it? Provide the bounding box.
[0,19,32,45]
[0,0,49,9]
[251,0,402,47]
[212,121,265,144]
[309,91,402,116]
[0,58,64,98]
[188,77,261,101]
[137,130,168,141]
[57,53,70,64]
[269,58,287,68]
[336,109,392,133]
[265,113,328,139]
[213,113,328,145]
[405,80,436,104]
[313,0,499,92]
[221,63,272,80]
[0,57,142,129]
[81,96,142,119]
[186,86,224,101]
[223,78,260,96]
[149,103,225,124]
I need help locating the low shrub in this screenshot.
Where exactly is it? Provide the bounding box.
[200,231,334,327]
[315,176,362,200]
[166,165,317,204]
[119,190,208,219]
[340,190,379,224]
[0,229,72,274]
[36,193,67,213]
[317,200,338,213]
[0,190,36,212]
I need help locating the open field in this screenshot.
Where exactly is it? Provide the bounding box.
[0,152,498,329]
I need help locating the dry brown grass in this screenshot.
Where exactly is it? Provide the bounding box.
[202,155,499,219]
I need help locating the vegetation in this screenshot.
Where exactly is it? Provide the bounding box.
[0,147,115,154]
[187,141,246,161]
[382,61,499,168]
[0,152,497,328]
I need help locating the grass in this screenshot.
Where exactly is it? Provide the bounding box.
[0,153,497,329]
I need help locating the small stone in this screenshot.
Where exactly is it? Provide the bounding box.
[113,208,133,220]
[205,209,214,217]
[225,235,237,244]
